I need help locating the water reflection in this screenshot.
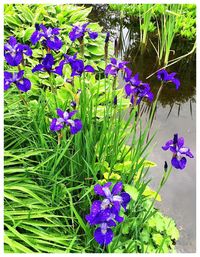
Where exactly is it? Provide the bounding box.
[87,4,196,109]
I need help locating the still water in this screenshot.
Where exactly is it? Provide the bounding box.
[87,4,196,252]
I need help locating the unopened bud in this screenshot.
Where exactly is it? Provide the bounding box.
[164,161,168,172]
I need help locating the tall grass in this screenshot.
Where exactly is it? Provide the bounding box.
[139,4,155,53]
[4,69,160,253]
[4,3,181,253]
[156,4,183,65]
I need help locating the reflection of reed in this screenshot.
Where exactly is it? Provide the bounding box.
[88,4,196,115]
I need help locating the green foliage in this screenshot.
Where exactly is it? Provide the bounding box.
[110,4,196,65]
[109,4,196,41]
[4,3,180,254]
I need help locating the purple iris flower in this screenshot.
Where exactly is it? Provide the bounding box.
[30,24,62,51]
[105,58,132,81]
[69,22,98,42]
[50,108,82,134]
[162,133,194,170]
[4,70,31,92]
[94,223,114,246]
[55,53,94,77]
[32,53,62,75]
[85,182,131,246]
[4,36,32,66]
[157,69,180,90]
[125,73,154,105]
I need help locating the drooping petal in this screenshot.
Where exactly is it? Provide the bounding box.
[4,71,13,80]
[179,147,189,154]
[32,64,44,73]
[107,220,116,227]
[185,150,194,158]
[69,30,79,42]
[4,52,23,66]
[4,80,11,91]
[90,200,102,214]
[171,157,181,169]
[42,53,54,70]
[70,60,85,76]
[50,118,64,131]
[177,157,187,170]
[112,182,123,195]
[88,31,98,40]
[162,140,173,151]
[115,213,124,223]
[17,44,32,56]
[94,227,113,246]
[69,119,82,134]
[145,91,154,102]
[125,84,134,96]
[51,28,60,35]
[53,63,64,76]
[120,192,131,211]
[30,30,42,45]
[172,78,180,90]
[16,78,31,92]
[4,72,12,91]
[105,64,113,77]
[94,184,105,197]
[46,36,62,51]
[112,201,121,213]
[84,65,95,73]
[15,70,25,81]
[124,67,132,82]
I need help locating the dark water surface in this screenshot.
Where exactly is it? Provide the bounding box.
[87,4,196,253]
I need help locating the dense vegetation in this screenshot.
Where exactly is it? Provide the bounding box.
[4,4,194,253]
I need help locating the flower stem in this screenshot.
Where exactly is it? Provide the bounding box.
[142,166,173,223]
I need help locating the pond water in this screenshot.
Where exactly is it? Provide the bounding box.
[87,4,196,253]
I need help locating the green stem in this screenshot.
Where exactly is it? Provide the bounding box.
[143,166,173,223]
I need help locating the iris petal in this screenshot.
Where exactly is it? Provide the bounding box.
[94,227,113,246]
[94,184,105,197]
[112,181,123,195]
[16,78,31,92]
[69,119,82,134]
